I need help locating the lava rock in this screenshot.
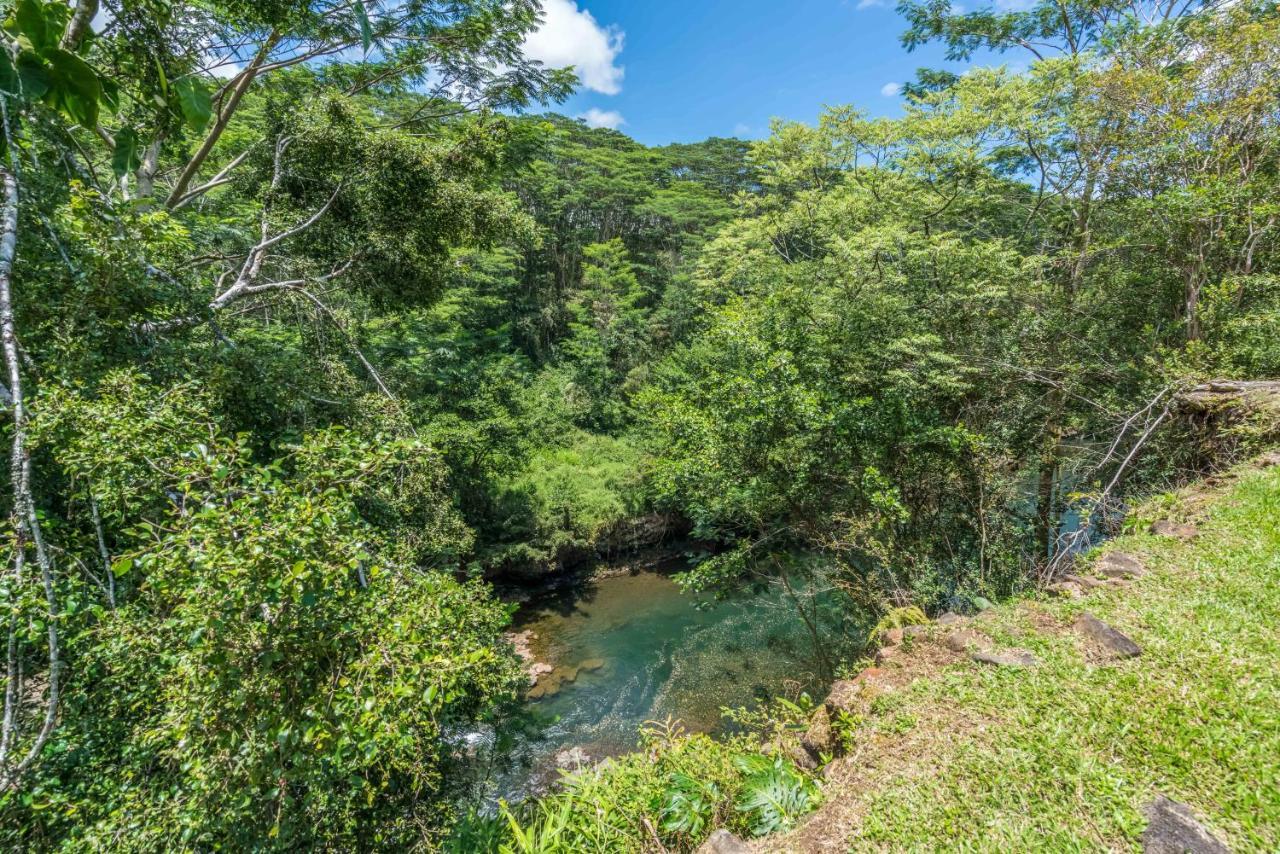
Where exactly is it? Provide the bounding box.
[1142,796,1230,853]
[945,629,990,653]
[801,705,838,758]
[971,649,1039,667]
[697,829,752,854]
[1074,612,1142,659]
[1150,521,1199,540]
[1098,552,1148,579]
[1048,581,1085,599]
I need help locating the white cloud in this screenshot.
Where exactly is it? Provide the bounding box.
[524,0,625,96]
[579,108,626,130]
[855,0,889,8]
[881,82,903,97]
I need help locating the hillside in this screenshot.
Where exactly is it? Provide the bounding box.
[756,454,1280,852]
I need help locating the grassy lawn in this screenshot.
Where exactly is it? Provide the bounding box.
[776,462,1280,852]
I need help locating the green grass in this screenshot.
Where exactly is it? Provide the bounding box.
[824,463,1280,851]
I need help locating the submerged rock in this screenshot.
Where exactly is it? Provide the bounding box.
[1074,612,1142,660]
[555,745,592,770]
[1142,796,1230,853]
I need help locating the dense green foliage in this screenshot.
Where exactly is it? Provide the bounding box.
[0,0,1274,848]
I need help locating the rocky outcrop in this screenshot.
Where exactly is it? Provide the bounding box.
[1150,520,1199,540]
[971,649,1039,667]
[1097,552,1148,579]
[1074,612,1141,660]
[696,829,752,853]
[1142,796,1230,853]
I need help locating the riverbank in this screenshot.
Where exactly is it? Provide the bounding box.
[758,451,1280,851]
[471,451,1280,851]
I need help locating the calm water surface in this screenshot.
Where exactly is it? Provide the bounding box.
[490,567,841,801]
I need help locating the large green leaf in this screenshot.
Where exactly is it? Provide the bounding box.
[174,77,212,134]
[13,0,52,53]
[112,127,143,179]
[0,49,17,96]
[15,50,50,100]
[43,48,101,128]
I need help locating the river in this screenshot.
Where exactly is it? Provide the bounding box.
[486,562,854,802]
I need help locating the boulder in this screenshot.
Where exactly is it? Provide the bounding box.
[881,627,905,646]
[1074,612,1141,660]
[936,612,967,626]
[945,629,990,653]
[1048,581,1085,599]
[971,649,1039,668]
[1150,521,1199,540]
[577,658,606,673]
[1142,796,1230,853]
[824,678,864,716]
[1063,574,1109,591]
[789,743,819,772]
[801,705,838,758]
[1097,552,1148,579]
[903,624,928,639]
[697,829,752,854]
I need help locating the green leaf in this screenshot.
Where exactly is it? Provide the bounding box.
[14,0,51,54]
[15,51,50,99]
[0,50,17,96]
[173,76,212,134]
[112,127,143,178]
[43,48,101,128]
[356,1,373,55]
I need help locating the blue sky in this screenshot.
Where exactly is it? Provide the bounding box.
[523,0,1008,146]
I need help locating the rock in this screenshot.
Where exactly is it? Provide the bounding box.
[1098,552,1148,579]
[1064,574,1109,591]
[945,629,989,653]
[801,706,838,758]
[936,612,966,626]
[697,829,752,854]
[554,746,592,770]
[824,669,894,716]
[789,743,819,771]
[876,644,904,666]
[1048,581,1085,599]
[971,649,1039,668]
[577,658,606,673]
[1142,796,1230,854]
[903,624,928,638]
[1074,612,1141,660]
[881,627,905,646]
[1150,521,1199,540]
[824,678,864,716]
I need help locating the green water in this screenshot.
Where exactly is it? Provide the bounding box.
[493,568,845,800]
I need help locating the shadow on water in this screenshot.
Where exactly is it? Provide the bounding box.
[481,560,859,805]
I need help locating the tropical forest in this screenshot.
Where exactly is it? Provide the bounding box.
[0,0,1277,850]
